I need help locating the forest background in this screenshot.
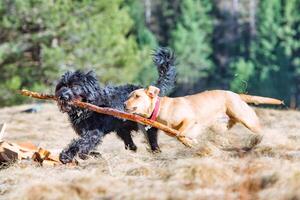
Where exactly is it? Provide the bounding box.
[0,0,299,107]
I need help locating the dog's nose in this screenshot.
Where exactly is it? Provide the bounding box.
[59,91,71,101]
[59,95,69,101]
[132,107,137,111]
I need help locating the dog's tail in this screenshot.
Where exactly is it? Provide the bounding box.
[153,47,176,96]
[239,94,284,105]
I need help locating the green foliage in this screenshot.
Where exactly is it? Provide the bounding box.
[154,0,181,45]
[0,0,149,106]
[1,0,300,107]
[251,0,282,80]
[125,0,157,48]
[280,0,300,101]
[125,0,158,86]
[171,0,213,84]
[230,58,254,93]
[249,0,300,101]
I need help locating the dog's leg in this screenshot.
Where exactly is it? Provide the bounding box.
[59,129,104,164]
[227,118,236,129]
[227,102,262,133]
[143,127,161,153]
[227,93,262,133]
[116,128,137,152]
[176,119,199,146]
[227,98,263,150]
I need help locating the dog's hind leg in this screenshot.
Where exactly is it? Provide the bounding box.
[227,97,263,150]
[116,127,137,152]
[227,118,236,129]
[227,94,262,133]
[60,129,104,163]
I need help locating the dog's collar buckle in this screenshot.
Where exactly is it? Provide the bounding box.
[149,97,160,121]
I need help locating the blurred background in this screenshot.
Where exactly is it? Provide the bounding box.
[0,0,299,107]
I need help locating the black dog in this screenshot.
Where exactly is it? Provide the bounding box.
[55,48,176,163]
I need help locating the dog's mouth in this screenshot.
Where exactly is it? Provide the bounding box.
[57,96,84,113]
[57,100,72,113]
[125,107,137,113]
[125,107,149,118]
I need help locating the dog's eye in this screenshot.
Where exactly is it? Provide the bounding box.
[135,94,140,98]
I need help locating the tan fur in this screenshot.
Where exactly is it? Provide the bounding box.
[124,86,283,142]
[239,94,284,105]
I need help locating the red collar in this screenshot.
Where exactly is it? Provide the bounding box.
[149,97,160,121]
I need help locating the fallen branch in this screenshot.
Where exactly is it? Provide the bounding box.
[0,141,63,166]
[19,89,193,147]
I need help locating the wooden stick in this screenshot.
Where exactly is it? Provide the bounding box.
[19,89,192,147]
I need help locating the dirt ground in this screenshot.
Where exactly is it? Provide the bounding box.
[0,103,300,200]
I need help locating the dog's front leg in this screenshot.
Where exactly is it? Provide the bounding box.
[116,127,137,151]
[59,129,104,164]
[175,119,198,147]
[60,140,80,164]
[144,127,161,153]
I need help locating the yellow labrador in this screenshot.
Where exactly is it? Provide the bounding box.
[124,86,283,146]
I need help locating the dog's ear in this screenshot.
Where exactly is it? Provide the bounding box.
[85,70,98,85]
[86,70,97,79]
[146,86,160,98]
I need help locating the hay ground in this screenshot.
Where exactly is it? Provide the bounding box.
[0,103,300,200]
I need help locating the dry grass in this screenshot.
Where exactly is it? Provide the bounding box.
[0,103,300,200]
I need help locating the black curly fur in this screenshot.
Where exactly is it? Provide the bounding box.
[55,48,176,163]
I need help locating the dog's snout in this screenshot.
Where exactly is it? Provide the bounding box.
[124,101,136,110]
[59,90,71,101]
[59,95,69,101]
[125,106,137,113]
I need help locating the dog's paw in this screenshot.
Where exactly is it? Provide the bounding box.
[59,151,74,164]
[152,149,162,154]
[89,151,102,158]
[78,152,89,160]
[243,134,263,150]
[78,151,102,160]
[145,146,161,154]
[125,144,137,152]
[151,146,161,154]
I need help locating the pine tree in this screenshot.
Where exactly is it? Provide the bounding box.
[125,0,157,48]
[250,0,282,86]
[250,0,300,106]
[151,0,181,45]
[212,1,255,90]
[125,0,159,86]
[171,0,213,85]
[280,0,300,106]
[0,0,145,106]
